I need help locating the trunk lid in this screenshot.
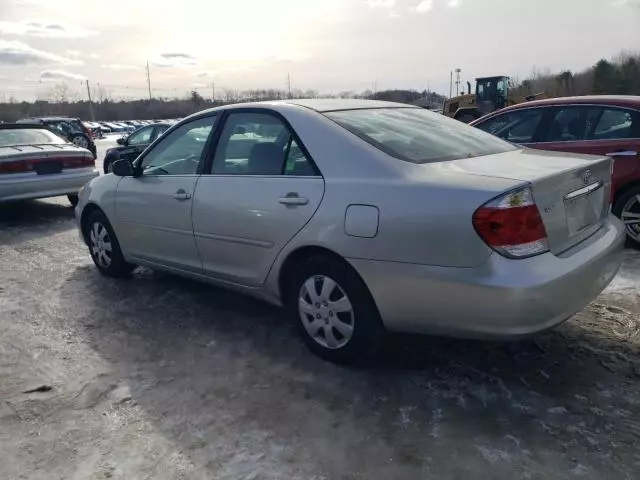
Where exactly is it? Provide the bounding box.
[446,148,612,254]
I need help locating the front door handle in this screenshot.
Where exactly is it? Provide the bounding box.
[278,192,308,206]
[606,150,637,157]
[173,190,192,200]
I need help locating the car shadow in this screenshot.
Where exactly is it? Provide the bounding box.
[63,266,640,479]
[0,198,76,245]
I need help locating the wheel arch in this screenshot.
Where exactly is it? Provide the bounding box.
[613,180,640,212]
[276,245,375,304]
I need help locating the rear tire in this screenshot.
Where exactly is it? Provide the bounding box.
[284,255,385,364]
[67,194,79,207]
[613,185,640,248]
[83,209,135,277]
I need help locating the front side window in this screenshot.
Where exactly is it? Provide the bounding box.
[211,112,316,175]
[128,127,153,146]
[326,107,516,164]
[475,109,544,144]
[139,116,217,175]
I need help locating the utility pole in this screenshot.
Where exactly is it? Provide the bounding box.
[455,68,462,96]
[373,80,377,98]
[85,79,95,121]
[146,61,152,101]
[211,81,215,103]
[287,73,291,98]
[449,71,453,98]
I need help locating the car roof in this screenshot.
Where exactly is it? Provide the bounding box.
[501,95,640,111]
[0,123,56,130]
[189,99,417,119]
[471,95,640,125]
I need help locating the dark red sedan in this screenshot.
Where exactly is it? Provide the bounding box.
[471,95,640,246]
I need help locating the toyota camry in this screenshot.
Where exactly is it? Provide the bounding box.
[75,99,625,363]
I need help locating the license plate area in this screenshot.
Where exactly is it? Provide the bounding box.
[564,183,604,235]
[34,162,62,175]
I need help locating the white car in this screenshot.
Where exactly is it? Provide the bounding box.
[0,123,98,206]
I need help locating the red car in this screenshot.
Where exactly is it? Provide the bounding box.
[471,96,640,246]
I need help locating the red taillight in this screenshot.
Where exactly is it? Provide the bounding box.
[62,156,95,169]
[0,155,94,174]
[473,187,549,258]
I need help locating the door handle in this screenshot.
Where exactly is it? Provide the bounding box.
[173,190,192,200]
[606,150,637,157]
[278,193,308,206]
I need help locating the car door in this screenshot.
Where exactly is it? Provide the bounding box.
[533,106,640,189]
[113,115,219,272]
[119,126,155,162]
[192,110,324,287]
[472,107,547,147]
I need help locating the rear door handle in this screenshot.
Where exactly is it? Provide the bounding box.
[278,193,308,206]
[173,190,192,200]
[606,150,637,157]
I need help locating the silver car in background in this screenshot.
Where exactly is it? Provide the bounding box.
[75,99,625,363]
[1,124,98,206]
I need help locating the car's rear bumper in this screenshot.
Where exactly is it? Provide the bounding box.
[0,168,99,202]
[348,215,625,339]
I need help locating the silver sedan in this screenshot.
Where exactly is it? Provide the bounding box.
[75,99,625,363]
[1,124,98,206]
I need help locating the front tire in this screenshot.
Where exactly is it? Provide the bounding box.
[613,185,640,248]
[284,255,385,364]
[83,210,135,277]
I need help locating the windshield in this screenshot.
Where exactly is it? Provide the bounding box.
[0,128,67,147]
[325,107,516,163]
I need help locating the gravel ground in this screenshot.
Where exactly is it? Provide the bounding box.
[1,182,640,479]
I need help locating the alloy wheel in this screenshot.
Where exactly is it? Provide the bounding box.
[621,194,640,243]
[298,275,354,349]
[89,221,112,268]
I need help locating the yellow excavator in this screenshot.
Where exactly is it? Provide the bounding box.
[443,75,545,123]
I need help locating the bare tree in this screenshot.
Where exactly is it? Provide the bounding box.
[48,83,71,103]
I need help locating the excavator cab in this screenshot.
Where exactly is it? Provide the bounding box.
[476,76,510,116]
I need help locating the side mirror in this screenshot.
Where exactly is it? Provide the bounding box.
[116,137,127,146]
[112,159,135,177]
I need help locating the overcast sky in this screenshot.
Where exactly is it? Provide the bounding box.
[0,0,639,101]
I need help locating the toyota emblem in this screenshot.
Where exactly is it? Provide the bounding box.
[582,170,593,185]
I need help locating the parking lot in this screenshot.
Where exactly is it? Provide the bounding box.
[1,138,640,479]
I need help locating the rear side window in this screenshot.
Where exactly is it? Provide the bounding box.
[474,109,544,144]
[544,107,589,142]
[325,108,516,164]
[0,128,66,146]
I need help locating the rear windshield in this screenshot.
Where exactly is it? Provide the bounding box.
[325,107,516,163]
[0,128,67,147]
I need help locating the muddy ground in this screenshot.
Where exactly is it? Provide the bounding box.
[1,196,640,480]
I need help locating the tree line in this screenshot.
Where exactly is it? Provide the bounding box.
[0,51,637,123]
[510,51,640,99]
[0,87,446,122]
